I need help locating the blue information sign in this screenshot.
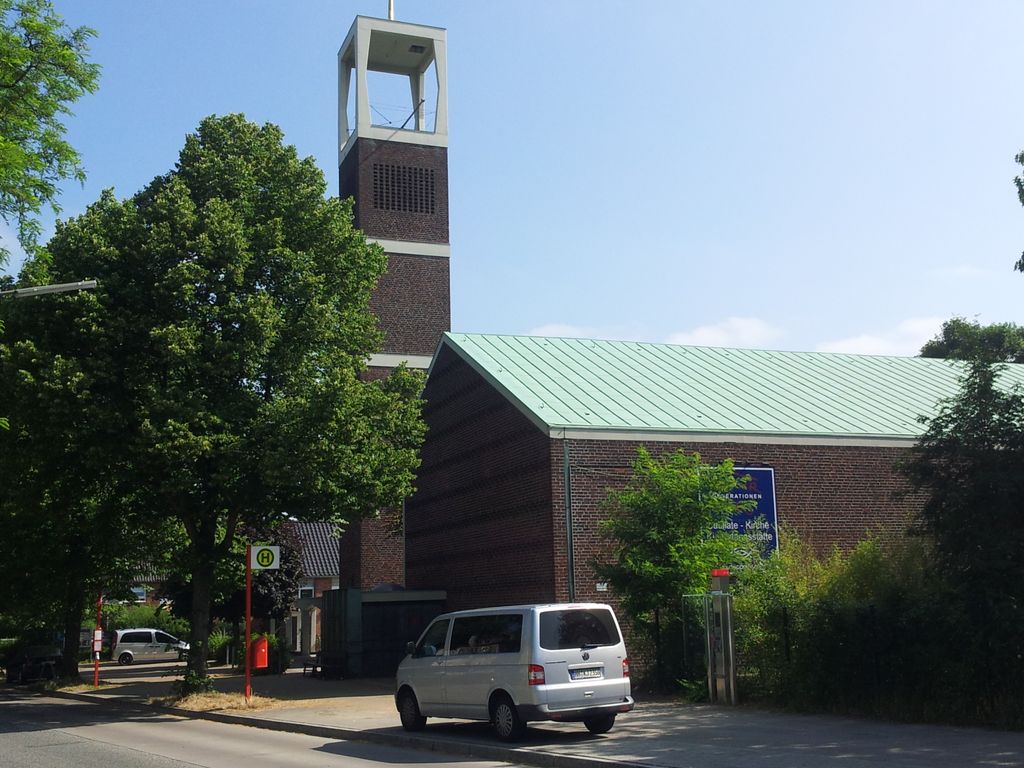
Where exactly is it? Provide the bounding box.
[723,467,779,557]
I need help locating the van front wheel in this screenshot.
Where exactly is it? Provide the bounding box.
[491,694,526,742]
[584,714,616,734]
[398,690,426,731]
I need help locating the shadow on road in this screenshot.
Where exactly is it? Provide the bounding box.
[0,688,180,735]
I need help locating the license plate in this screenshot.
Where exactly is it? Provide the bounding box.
[570,667,602,680]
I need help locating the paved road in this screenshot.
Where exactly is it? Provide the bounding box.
[0,690,522,768]
[32,662,1024,768]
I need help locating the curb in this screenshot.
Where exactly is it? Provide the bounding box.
[46,689,654,768]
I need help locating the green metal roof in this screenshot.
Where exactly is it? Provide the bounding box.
[438,333,1024,443]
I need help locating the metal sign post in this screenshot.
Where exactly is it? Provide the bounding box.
[707,568,737,705]
[245,545,280,702]
[93,591,102,687]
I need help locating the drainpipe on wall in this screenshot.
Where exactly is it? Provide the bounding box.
[562,433,576,602]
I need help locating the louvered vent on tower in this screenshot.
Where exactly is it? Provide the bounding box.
[372,163,436,214]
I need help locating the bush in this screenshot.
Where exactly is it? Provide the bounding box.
[172,670,214,697]
[207,628,231,665]
[733,533,1024,728]
[102,604,189,639]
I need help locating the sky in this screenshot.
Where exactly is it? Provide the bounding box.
[5,0,1024,356]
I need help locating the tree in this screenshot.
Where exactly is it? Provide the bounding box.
[1016,149,1024,274]
[900,358,1024,698]
[920,317,1024,364]
[0,0,99,264]
[594,448,752,688]
[0,254,170,676]
[8,114,425,690]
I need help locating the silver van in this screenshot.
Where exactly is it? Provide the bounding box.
[395,603,633,741]
[112,628,189,665]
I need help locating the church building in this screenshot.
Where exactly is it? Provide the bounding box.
[329,13,1019,612]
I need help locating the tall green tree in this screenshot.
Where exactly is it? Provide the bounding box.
[7,114,425,689]
[0,251,178,676]
[901,359,1024,698]
[0,0,99,264]
[594,448,752,688]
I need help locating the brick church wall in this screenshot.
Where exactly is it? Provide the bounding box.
[407,350,926,614]
[405,345,556,610]
[551,438,923,606]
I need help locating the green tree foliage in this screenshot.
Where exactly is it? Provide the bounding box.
[920,317,1024,363]
[0,0,99,264]
[1015,149,1024,273]
[594,448,752,689]
[1,115,426,689]
[0,256,168,676]
[901,359,1024,695]
[160,523,304,631]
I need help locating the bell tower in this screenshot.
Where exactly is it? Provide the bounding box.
[338,15,450,377]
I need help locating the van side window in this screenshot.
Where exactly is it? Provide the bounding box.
[120,631,151,644]
[539,609,620,650]
[415,619,450,658]
[450,614,522,655]
[155,632,177,645]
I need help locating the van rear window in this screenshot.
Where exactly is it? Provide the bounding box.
[539,609,620,650]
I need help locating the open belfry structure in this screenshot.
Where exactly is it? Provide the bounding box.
[338,15,450,380]
[335,14,451,587]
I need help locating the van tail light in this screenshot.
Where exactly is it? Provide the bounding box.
[528,664,545,686]
[622,658,630,678]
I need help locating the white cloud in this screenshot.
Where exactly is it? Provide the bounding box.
[666,317,784,349]
[815,317,944,356]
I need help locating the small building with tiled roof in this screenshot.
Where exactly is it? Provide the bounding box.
[286,521,340,655]
[404,333,1024,611]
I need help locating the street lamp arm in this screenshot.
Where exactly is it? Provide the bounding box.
[0,280,98,299]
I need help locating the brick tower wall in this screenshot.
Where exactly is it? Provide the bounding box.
[339,138,448,244]
[369,252,449,357]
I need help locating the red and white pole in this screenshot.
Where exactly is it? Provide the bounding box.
[93,591,102,687]
[244,544,252,702]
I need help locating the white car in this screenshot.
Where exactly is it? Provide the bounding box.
[111,628,189,665]
[395,603,633,741]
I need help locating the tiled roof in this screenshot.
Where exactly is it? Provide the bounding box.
[289,521,340,578]
[438,333,1024,443]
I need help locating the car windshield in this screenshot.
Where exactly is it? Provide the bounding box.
[538,608,620,650]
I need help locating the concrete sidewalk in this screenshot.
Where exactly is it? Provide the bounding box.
[49,661,1024,768]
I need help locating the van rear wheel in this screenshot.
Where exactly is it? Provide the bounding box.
[398,690,426,731]
[491,694,526,742]
[117,652,133,666]
[584,714,616,734]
